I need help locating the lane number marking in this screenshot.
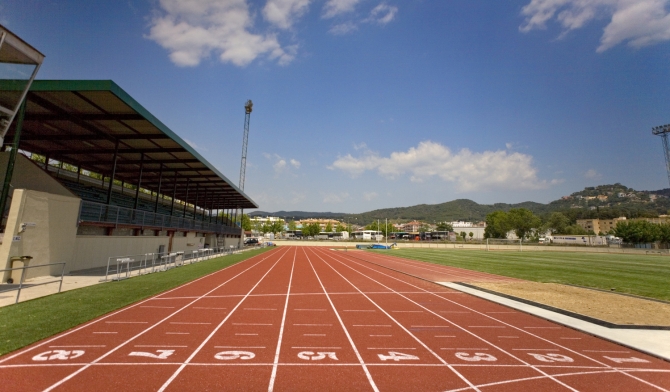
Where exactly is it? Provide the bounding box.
[214,351,255,360]
[378,351,420,362]
[455,352,497,362]
[32,350,85,361]
[527,353,573,363]
[297,351,339,361]
[604,356,650,364]
[128,350,175,359]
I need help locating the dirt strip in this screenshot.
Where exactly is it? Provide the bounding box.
[473,282,670,326]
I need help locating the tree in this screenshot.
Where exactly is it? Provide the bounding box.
[484,211,511,239]
[335,223,346,232]
[325,222,333,232]
[506,208,542,240]
[614,220,661,244]
[288,220,297,231]
[436,222,453,232]
[460,231,467,240]
[269,220,284,235]
[241,214,251,231]
[545,212,571,234]
[308,222,321,236]
[469,232,474,240]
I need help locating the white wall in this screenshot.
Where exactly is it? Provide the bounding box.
[71,236,168,272]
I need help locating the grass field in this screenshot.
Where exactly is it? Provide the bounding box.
[0,247,273,356]
[372,249,670,302]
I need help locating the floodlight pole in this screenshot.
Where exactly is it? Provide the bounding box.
[652,124,670,187]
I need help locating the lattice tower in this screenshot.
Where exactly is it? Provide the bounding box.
[652,124,670,187]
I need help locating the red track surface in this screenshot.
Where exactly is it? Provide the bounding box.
[2,247,669,391]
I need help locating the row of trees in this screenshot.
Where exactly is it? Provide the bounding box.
[613,220,670,244]
[484,209,591,240]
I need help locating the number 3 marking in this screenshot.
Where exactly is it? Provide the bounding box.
[455,352,497,362]
[214,351,255,360]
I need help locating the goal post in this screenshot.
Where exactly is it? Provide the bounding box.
[486,238,522,251]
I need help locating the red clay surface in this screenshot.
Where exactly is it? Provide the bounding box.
[1,247,669,391]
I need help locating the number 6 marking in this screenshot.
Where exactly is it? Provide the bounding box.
[455,352,497,362]
[214,351,255,360]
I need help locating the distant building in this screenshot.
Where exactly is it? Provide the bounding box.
[576,217,626,234]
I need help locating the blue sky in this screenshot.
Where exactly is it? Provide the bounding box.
[3,0,670,213]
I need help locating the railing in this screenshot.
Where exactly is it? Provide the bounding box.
[0,262,66,304]
[102,246,239,282]
[79,200,241,235]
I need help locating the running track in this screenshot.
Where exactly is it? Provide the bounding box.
[2,247,669,391]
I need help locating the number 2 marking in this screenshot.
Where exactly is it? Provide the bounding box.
[214,351,255,360]
[128,350,174,359]
[377,352,419,361]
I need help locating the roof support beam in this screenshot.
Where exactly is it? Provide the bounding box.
[133,153,144,210]
[106,139,119,205]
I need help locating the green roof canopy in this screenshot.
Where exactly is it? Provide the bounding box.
[2,80,257,210]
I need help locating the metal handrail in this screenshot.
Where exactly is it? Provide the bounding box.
[0,262,66,304]
[78,200,241,235]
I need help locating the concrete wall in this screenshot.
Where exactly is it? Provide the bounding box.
[0,189,80,281]
[71,235,169,272]
[0,153,76,198]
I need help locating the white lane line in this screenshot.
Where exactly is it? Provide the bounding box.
[40,250,281,392]
[291,347,342,349]
[215,346,266,348]
[236,333,259,336]
[560,337,581,340]
[582,350,630,353]
[245,308,276,311]
[392,311,423,313]
[165,332,190,335]
[343,310,375,312]
[311,249,480,392]
[524,327,560,329]
[268,250,296,392]
[322,250,580,392]
[293,324,332,326]
[135,345,187,348]
[193,307,227,310]
[411,325,449,328]
[169,322,212,325]
[92,332,117,334]
[105,321,148,324]
[440,311,470,313]
[498,336,519,339]
[304,334,326,336]
[435,336,456,338]
[370,335,392,337]
[233,323,273,326]
[486,312,516,314]
[304,249,380,392]
[512,349,559,351]
[157,251,287,392]
[294,309,327,311]
[140,306,175,309]
[468,326,506,328]
[367,348,416,350]
[49,345,106,348]
[441,348,490,350]
[353,325,392,327]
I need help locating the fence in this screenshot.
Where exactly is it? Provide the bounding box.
[79,200,241,235]
[0,262,66,304]
[102,246,242,282]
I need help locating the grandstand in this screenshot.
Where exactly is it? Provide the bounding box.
[0,80,257,280]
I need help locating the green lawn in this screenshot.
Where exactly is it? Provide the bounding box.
[0,247,274,356]
[372,249,670,302]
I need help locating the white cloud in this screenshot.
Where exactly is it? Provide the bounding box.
[323,0,363,18]
[265,153,300,174]
[354,142,368,150]
[148,0,295,67]
[290,159,301,168]
[329,21,359,34]
[329,141,561,192]
[363,191,379,201]
[584,168,601,179]
[263,0,312,29]
[365,3,398,24]
[519,0,670,52]
[323,192,350,203]
[274,159,287,172]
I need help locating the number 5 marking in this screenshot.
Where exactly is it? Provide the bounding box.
[378,352,419,361]
[455,352,497,362]
[214,351,255,360]
[298,351,339,361]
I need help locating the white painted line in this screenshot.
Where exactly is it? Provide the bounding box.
[498,336,519,339]
[440,311,470,313]
[468,326,506,328]
[367,348,416,350]
[92,332,117,334]
[269,251,296,392]
[582,350,630,353]
[193,307,227,310]
[235,333,259,336]
[512,349,559,351]
[410,325,449,328]
[233,323,273,326]
[304,334,326,336]
[140,306,175,309]
[293,324,332,326]
[165,332,190,335]
[392,311,423,313]
[486,312,516,314]
[215,346,266,349]
[560,337,582,340]
[435,336,456,338]
[245,308,276,311]
[105,321,148,324]
[49,345,106,348]
[524,327,561,329]
[370,335,392,337]
[343,310,375,312]
[169,322,212,325]
[294,309,327,311]
[135,345,187,348]
[291,347,342,349]
[353,325,392,327]
[440,348,490,350]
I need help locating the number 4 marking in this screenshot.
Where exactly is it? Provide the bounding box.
[378,352,419,361]
[604,356,650,364]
